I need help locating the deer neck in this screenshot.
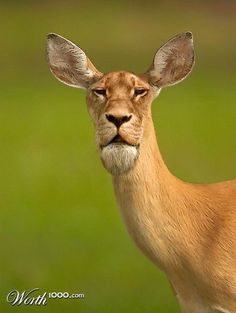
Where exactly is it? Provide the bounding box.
[112,115,190,270]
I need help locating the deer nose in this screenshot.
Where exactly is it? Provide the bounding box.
[105,114,132,128]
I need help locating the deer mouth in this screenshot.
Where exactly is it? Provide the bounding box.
[100,134,140,175]
[109,134,127,144]
[102,134,138,149]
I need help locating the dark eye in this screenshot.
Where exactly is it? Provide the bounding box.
[134,88,148,97]
[93,89,106,96]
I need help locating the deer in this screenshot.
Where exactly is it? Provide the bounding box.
[46,32,236,313]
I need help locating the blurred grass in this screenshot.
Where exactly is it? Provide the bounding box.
[0,1,236,312]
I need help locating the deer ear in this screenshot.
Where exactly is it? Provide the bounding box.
[145,32,195,88]
[46,33,103,89]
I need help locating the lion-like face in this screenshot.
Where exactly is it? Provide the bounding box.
[86,71,154,175]
[47,32,194,176]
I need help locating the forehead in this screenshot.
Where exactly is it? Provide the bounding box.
[97,71,148,89]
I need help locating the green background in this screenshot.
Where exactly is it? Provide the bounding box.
[1,1,236,312]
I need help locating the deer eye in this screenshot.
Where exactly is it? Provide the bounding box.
[134,88,148,97]
[93,89,106,96]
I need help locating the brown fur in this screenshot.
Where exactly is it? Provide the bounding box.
[46,32,236,313]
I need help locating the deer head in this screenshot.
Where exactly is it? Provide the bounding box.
[46,32,194,175]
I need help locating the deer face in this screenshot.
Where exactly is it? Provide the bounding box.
[86,71,154,175]
[46,32,194,175]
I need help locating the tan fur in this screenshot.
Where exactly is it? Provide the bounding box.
[46,32,236,313]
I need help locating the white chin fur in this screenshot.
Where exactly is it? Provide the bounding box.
[100,143,139,175]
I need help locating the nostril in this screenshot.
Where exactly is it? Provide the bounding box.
[106,114,116,124]
[122,115,132,123]
[105,114,132,128]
